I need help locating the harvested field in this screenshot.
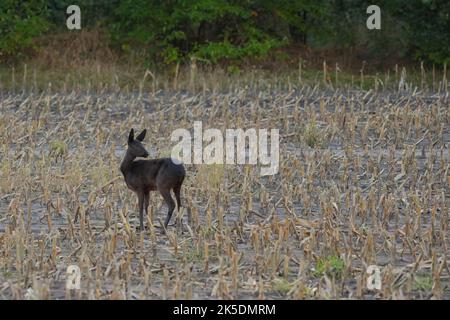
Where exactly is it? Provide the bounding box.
[0,86,449,299]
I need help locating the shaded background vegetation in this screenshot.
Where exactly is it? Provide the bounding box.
[0,0,449,70]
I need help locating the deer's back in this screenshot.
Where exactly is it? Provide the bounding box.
[123,158,185,192]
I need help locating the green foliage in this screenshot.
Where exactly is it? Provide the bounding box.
[413,274,433,292]
[313,255,345,278]
[50,140,68,157]
[0,0,448,66]
[401,0,450,64]
[0,0,49,60]
[193,38,286,63]
[110,0,324,64]
[108,0,450,65]
[46,0,118,27]
[227,65,241,75]
[272,277,292,293]
[320,0,449,65]
[186,246,204,262]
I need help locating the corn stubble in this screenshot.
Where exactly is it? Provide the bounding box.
[0,74,449,300]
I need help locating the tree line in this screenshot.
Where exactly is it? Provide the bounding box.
[0,0,448,66]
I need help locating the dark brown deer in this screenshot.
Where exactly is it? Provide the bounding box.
[120,128,185,231]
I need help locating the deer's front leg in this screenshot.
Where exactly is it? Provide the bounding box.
[137,191,145,231]
[144,192,150,222]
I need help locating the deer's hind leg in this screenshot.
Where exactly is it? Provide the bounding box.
[173,183,182,212]
[159,188,175,229]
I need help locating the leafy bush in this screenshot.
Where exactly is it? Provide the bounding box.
[0,0,49,60]
[110,0,325,64]
[319,0,449,65]
[402,0,450,64]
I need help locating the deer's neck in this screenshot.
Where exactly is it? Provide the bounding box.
[120,150,136,174]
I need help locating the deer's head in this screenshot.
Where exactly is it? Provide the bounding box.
[127,128,149,158]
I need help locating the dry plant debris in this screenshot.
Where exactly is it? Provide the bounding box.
[0,84,449,299]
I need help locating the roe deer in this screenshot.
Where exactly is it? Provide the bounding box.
[120,128,185,231]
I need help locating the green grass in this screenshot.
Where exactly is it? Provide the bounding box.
[272,278,292,294]
[185,248,204,263]
[50,140,68,157]
[313,255,345,278]
[413,275,433,292]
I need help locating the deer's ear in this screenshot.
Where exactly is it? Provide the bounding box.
[128,129,134,143]
[136,129,147,142]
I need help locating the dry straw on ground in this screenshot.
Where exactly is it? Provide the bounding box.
[0,71,449,299]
